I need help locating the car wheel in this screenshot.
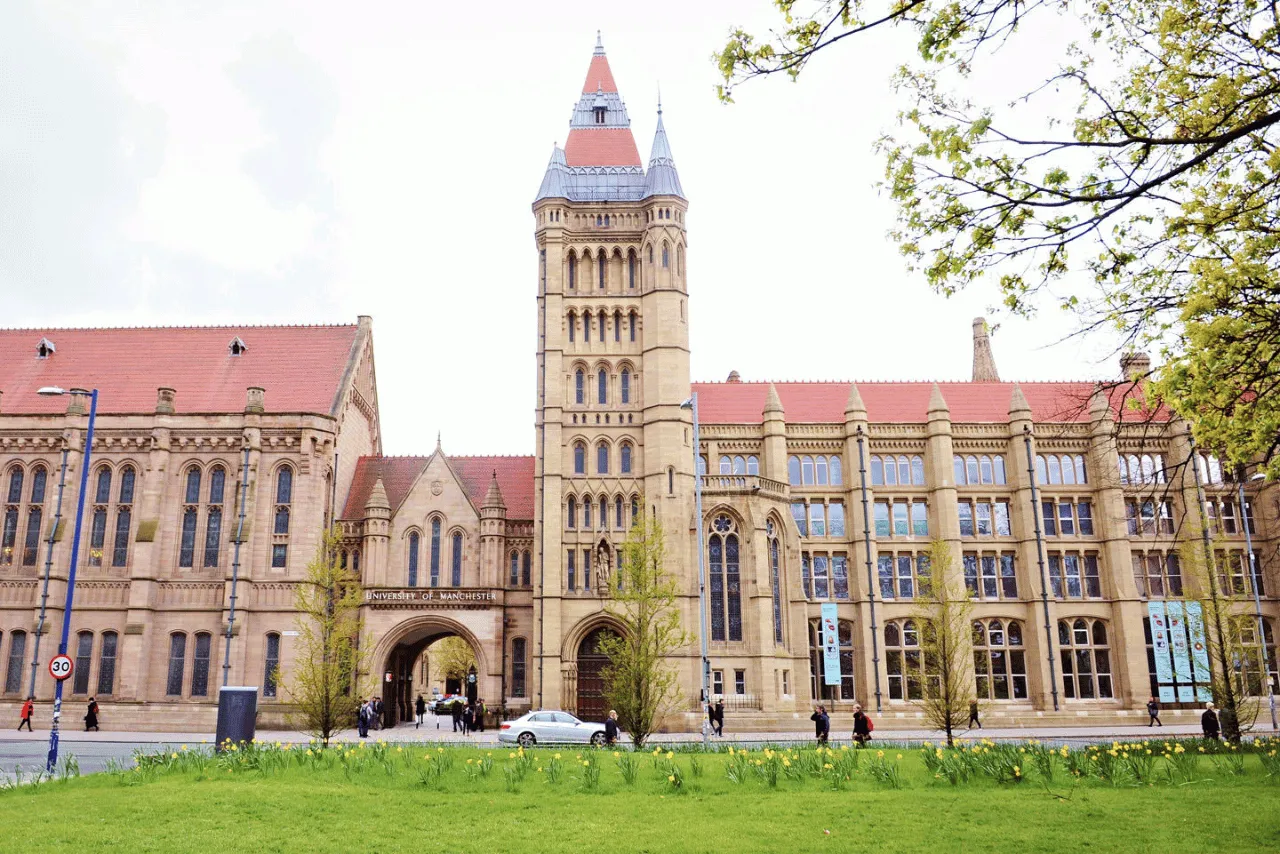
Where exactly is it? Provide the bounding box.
[590,732,606,746]
[517,732,536,747]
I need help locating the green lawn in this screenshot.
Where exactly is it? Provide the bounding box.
[3,740,1279,853]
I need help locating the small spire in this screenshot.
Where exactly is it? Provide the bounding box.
[928,383,950,418]
[643,101,685,199]
[435,431,442,453]
[482,470,506,509]
[844,382,867,420]
[594,30,604,55]
[1009,384,1031,418]
[365,477,390,511]
[972,317,1000,382]
[764,383,784,416]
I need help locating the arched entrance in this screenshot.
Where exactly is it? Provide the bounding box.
[575,627,616,722]
[374,617,487,729]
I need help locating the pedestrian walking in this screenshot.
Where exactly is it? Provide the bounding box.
[84,697,100,732]
[372,697,384,730]
[415,695,426,729]
[714,700,725,737]
[464,702,475,735]
[810,705,830,746]
[605,709,620,746]
[852,704,873,747]
[1146,696,1163,727]
[1201,702,1220,741]
[18,696,34,732]
[357,700,370,739]
[967,699,982,730]
[451,699,463,733]
[476,699,486,733]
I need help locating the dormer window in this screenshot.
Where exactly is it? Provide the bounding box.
[228,336,247,356]
[35,337,55,359]
[594,106,606,124]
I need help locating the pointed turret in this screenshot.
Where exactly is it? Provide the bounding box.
[764,383,784,416]
[534,144,571,202]
[844,382,867,420]
[972,317,1000,382]
[562,34,641,170]
[643,101,685,199]
[364,477,390,513]
[1008,384,1031,419]
[928,382,950,419]
[482,470,506,510]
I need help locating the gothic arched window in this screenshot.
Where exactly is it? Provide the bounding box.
[708,515,743,642]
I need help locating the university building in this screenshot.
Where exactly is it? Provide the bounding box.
[1,38,1276,732]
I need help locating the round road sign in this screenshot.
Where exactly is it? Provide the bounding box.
[49,654,74,682]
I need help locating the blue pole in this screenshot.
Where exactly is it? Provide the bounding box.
[47,389,97,773]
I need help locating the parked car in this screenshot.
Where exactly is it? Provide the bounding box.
[498,711,611,746]
[429,694,465,715]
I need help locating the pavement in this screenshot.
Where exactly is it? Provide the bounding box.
[1,721,1219,782]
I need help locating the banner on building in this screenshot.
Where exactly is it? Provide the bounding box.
[1184,602,1214,702]
[1147,602,1176,703]
[820,603,841,686]
[1166,601,1195,701]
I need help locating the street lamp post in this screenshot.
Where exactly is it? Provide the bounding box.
[1238,469,1278,731]
[36,387,98,773]
[680,394,711,748]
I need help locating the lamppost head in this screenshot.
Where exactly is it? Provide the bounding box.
[680,397,694,410]
[37,386,67,396]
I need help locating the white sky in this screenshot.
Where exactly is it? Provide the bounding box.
[1,0,1123,455]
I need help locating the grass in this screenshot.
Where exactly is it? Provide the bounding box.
[2,738,1279,853]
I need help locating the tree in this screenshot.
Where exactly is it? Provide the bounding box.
[285,526,371,746]
[429,636,477,683]
[717,1,1280,478]
[1178,536,1259,743]
[598,508,693,748]
[911,540,975,747]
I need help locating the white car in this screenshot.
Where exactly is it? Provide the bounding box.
[498,711,611,746]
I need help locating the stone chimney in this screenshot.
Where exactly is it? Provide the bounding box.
[1119,351,1151,381]
[156,387,176,415]
[66,390,89,415]
[972,317,1000,382]
[245,387,265,414]
[726,370,741,383]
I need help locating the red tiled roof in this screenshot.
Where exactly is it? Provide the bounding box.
[691,381,1167,424]
[564,128,642,167]
[0,325,359,415]
[342,454,536,521]
[582,54,618,93]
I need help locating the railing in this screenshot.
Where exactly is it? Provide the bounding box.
[708,693,764,711]
[699,475,789,501]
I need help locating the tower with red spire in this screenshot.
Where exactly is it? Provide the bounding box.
[531,33,693,712]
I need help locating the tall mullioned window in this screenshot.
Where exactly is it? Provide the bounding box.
[201,466,224,567]
[407,531,420,586]
[973,620,1027,700]
[271,466,293,569]
[3,464,48,568]
[708,515,743,642]
[769,524,784,644]
[451,532,463,586]
[97,631,118,695]
[429,518,442,587]
[263,633,281,698]
[5,631,27,693]
[166,633,187,696]
[512,638,527,697]
[89,466,114,567]
[1,466,23,565]
[1059,618,1113,699]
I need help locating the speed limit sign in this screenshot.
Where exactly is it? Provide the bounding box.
[49,654,74,682]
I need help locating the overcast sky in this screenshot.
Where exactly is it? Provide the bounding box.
[1,1,1121,455]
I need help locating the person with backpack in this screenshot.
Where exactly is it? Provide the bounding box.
[853,704,873,747]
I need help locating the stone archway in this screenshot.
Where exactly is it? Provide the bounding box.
[372,616,489,728]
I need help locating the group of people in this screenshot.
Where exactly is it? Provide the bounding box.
[449,697,486,734]
[810,703,874,746]
[356,696,385,738]
[15,697,100,732]
[705,700,725,736]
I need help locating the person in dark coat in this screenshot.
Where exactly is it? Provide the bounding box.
[372,697,384,730]
[451,699,464,733]
[810,705,830,746]
[357,700,370,738]
[967,699,981,730]
[1147,697,1163,727]
[476,699,486,733]
[415,695,426,729]
[1201,702,1220,740]
[463,702,475,735]
[852,704,873,747]
[714,700,725,736]
[18,697,34,732]
[605,709,620,746]
[84,698,100,732]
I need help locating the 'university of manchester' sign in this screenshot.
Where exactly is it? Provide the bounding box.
[365,588,498,605]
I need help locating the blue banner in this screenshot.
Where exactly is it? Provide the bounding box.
[1167,602,1195,701]
[1184,602,1214,702]
[1147,602,1176,703]
[820,603,841,686]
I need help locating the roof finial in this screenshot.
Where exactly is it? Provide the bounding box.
[657,84,662,115]
[594,30,604,55]
[436,431,442,452]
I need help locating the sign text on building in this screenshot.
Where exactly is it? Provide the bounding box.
[365,589,498,604]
